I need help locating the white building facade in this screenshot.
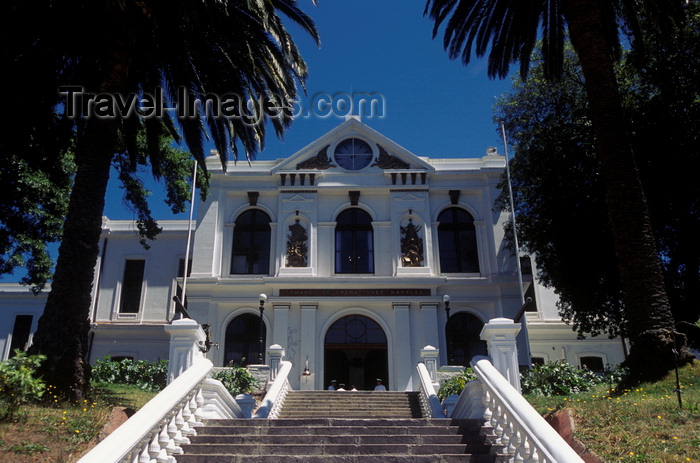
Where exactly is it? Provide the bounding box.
[0,119,625,389]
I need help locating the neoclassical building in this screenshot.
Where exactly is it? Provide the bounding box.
[0,118,625,389]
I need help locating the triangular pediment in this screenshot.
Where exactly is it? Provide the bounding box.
[393,192,425,202]
[272,118,434,174]
[286,193,312,202]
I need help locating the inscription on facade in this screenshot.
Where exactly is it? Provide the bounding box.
[279,288,431,297]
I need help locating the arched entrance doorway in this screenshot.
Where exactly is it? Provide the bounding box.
[224,313,266,367]
[446,312,487,366]
[324,314,388,390]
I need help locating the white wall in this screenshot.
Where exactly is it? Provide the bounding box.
[0,284,46,360]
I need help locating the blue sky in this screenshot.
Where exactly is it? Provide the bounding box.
[104,0,516,221]
[2,1,517,283]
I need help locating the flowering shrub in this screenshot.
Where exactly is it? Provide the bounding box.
[212,363,259,396]
[437,368,477,400]
[90,356,168,391]
[0,350,46,419]
[520,360,623,396]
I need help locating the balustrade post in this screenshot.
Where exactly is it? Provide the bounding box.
[148,431,161,460]
[267,344,285,381]
[420,345,440,390]
[164,318,207,384]
[480,318,522,393]
[157,421,170,462]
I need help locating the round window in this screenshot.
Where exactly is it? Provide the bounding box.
[334,138,373,170]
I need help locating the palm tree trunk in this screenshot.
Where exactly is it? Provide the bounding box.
[563,0,693,382]
[30,118,118,400]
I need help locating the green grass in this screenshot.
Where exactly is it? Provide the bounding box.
[0,383,156,462]
[525,361,700,462]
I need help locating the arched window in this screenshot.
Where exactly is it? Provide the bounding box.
[445,312,487,366]
[335,208,374,274]
[231,209,271,274]
[437,207,479,273]
[224,313,266,366]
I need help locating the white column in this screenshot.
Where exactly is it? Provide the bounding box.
[164,318,206,384]
[480,317,522,392]
[317,223,334,276]
[373,221,392,275]
[300,305,317,390]
[420,302,440,355]
[272,304,289,347]
[393,303,412,391]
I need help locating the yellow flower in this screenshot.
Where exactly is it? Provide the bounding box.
[657,415,662,419]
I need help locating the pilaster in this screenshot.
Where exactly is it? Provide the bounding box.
[393,303,412,391]
[300,304,317,390]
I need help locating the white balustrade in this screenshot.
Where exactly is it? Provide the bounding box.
[416,362,446,418]
[469,355,584,463]
[78,357,243,463]
[253,360,293,419]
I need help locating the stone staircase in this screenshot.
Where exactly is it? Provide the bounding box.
[278,390,424,418]
[179,390,499,462]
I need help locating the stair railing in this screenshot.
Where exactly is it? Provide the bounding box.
[253,360,292,419]
[79,357,221,463]
[468,356,584,463]
[416,362,446,418]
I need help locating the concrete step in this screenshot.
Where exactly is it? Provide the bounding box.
[188,433,482,445]
[180,385,496,463]
[179,418,497,462]
[198,418,480,428]
[180,442,487,455]
[278,391,424,418]
[177,454,499,463]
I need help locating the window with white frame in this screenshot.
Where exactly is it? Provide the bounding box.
[119,259,145,314]
[437,207,479,273]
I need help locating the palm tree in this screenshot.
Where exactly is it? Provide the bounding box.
[424,0,693,382]
[18,0,319,400]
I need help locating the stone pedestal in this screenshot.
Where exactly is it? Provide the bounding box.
[420,345,440,390]
[164,318,206,384]
[267,344,285,381]
[480,317,522,392]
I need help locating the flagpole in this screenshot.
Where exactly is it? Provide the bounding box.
[181,160,197,308]
[501,122,532,367]
[501,122,525,305]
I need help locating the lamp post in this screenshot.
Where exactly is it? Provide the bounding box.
[443,294,453,364]
[258,293,267,364]
[443,294,451,319]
